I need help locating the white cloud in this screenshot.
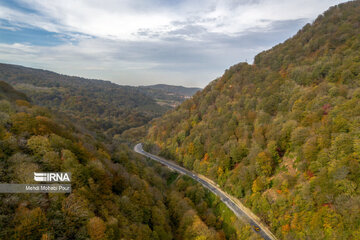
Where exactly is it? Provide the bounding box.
[1,0,349,41]
[0,0,351,87]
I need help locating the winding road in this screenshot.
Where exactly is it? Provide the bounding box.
[134,143,278,240]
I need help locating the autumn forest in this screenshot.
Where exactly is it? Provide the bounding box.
[1,1,360,240]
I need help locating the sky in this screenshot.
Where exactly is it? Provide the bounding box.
[0,0,349,87]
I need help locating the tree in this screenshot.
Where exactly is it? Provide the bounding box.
[252,177,268,193]
[42,151,61,171]
[14,207,48,240]
[255,151,274,176]
[303,137,319,162]
[27,135,51,156]
[290,127,309,148]
[62,193,91,220]
[87,217,107,240]
[61,149,80,170]
[230,141,248,164]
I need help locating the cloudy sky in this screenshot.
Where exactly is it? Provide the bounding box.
[0,0,349,87]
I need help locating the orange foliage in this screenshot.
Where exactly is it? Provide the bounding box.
[203,153,209,162]
[281,224,290,232]
[279,69,287,78]
[217,167,223,176]
[87,217,106,240]
[15,99,31,107]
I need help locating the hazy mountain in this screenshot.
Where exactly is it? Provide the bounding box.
[145,1,360,239]
[0,63,202,135]
[141,84,200,96]
[0,63,169,137]
[138,84,201,108]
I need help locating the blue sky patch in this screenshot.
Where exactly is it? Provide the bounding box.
[0,20,64,46]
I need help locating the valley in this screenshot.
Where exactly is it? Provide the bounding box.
[134,143,277,240]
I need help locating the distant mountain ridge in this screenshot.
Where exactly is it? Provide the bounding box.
[140,84,201,96]
[0,63,199,136]
[139,84,201,108]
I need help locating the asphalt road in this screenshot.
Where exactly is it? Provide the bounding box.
[134,143,278,240]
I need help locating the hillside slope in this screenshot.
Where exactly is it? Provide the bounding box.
[0,81,28,102]
[146,1,360,239]
[0,82,259,239]
[0,63,167,136]
[139,84,201,108]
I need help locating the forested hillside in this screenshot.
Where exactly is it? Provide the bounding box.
[146,1,360,239]
[0,81,260,239]
[0,63,167,137]
[141,84,200,96]
[139,84,200,107]
[0,64,201,136]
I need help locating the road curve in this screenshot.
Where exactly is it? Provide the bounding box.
[134,143,278,240]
